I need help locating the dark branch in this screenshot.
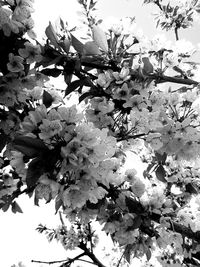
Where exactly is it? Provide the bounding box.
[79,242,107,267]
[81,60,120,72]
[148,73,199,86]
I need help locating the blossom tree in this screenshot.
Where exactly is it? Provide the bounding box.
[1,0,200,266]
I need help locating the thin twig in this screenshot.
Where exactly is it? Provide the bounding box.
[32,252,86,266]
[116,250,125,267]
[31,259,69,265]
[76,258,98,265]
[88,222,94,254]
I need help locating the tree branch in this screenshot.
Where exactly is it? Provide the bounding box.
[148,73,199,86]
[81,60,120,72]
[32,259,69,265]
[32,252,86,266]
[79,242,107,267]
[77,55,199,88]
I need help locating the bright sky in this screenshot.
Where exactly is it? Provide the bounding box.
[1,1,200,267]
[32,0,200,44]
[0,197,68,267]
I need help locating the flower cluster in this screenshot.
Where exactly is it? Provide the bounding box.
[0,0,35,37]
[10,103,120,215]
[56,222,99,251]
[147,0,199,34]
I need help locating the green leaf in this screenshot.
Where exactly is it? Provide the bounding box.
[143,162,155,179]
[155,151,167,164]
[59,17,65,30]
[79,91,92,103]
[34,192,40,206]
[185,183,198,194]
[41,68,62,77]
[156,19,160,28]
[11,201,23,214]
[37,54,64,68]
[145,247,152,261]
[0,132,7,153]
[195,3,200,13]
[155,164,167,183]
[124,244,133,264]
[125,197,144,214]
[55,196,63,214]
[83,41,101,55]
[64,73,73,85]
[91,24,108,53]
[70,34,84,54]
[1,202,10,212]
[13,136,48,151]
[65,78,93,96]
[43,90,54,108]
[59,37,70,53]
[27,190,34,198]
[13,144,41,158]
[45,22,61,51]
[65,79,83,96]
[13,136,49,158]
[63,60,75,84]
[131,215,142,230]
[142,57,154,74]
[26,157,45,188]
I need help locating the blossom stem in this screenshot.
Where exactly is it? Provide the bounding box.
[154,0,163,11]
[117,133,146,141]
[116,249,126,267]
[175,27,179,41]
